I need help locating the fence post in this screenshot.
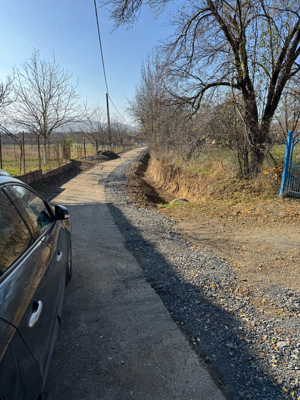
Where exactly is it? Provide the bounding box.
[23,131,25,174]
[279,130,293,197]
[0,133,2,169]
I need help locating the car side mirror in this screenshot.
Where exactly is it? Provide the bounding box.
[55,205,70,220]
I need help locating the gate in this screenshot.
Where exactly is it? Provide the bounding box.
[280,130,300,198]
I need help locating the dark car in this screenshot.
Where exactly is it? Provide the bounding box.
[0,170,72,399]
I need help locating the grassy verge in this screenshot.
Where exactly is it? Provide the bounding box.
[1,158,70,177]
[149,143,300,229]
[1,146,135,176]
[168,145,286,203]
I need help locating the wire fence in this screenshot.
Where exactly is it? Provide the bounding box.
[0,139,135,177]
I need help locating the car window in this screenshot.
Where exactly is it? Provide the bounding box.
[0,190,34,273]
[9,186,54,236]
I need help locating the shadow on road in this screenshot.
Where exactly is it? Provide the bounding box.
[107,202,289,400]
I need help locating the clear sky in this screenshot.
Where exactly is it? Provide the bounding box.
[0,0,172,126]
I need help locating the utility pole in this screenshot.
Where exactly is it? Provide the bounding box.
[106,93,112,144]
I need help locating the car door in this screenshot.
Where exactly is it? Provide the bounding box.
[3,184,69,385]
[0,318,42,400]
[0,189,43,399]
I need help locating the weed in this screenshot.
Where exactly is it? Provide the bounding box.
[157,203,182,209]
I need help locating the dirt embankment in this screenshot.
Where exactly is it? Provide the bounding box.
[143,157,223,203]
[127,154,300,299]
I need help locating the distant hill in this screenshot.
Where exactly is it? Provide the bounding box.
[60,120,138,133]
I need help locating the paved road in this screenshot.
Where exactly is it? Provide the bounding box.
[44,148,225,400]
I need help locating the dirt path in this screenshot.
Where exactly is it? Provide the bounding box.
[126,154,300,310]
[174,214,300,292]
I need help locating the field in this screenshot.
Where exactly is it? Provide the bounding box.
[0,143,134,176]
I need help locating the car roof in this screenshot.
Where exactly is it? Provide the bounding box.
[0,174,28,187]
[0,169,10,177]
[0,173,45,200]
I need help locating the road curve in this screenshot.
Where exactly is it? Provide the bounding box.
[44,148,225,400]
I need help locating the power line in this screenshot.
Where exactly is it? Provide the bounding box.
[109,95,128,125]
[93,0,129,126]
[93,0,109,94]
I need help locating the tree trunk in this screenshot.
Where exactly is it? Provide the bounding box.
[48,140,51,161]
[43,137,48,164]
[249,121,270,177]
[95,139,98,152]
[250,146,265,177]
[243,103,268,177]
[242,147,249,178]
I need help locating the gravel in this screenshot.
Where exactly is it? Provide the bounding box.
[105,152,300,400]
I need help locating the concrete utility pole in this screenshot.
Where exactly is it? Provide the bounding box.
[106,93,112,143]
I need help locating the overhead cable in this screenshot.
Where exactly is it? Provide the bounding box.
[93,0,129,125]
[109,95,128,125]
[93,0,109,93]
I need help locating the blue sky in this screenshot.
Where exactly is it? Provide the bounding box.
[0,0,172,126]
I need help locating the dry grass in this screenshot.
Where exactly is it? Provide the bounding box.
[146,155,281,208]
[126,149,300,297]
[1,144,134,176]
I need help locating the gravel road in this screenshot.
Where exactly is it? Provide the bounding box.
[105,150,300,400]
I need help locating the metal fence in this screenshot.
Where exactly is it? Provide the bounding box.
[280,130,300,198]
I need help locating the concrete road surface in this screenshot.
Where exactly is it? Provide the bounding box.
[44,148,225,400]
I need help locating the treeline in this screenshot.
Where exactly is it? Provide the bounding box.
[0,50,135,168]
[105,0,300,178]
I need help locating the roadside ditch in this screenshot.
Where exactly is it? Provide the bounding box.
[105,151,300,400]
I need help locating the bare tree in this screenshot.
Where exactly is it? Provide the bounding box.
[274,86,300,141]
[111,118,129,145]
[105,0,300,176]
[128,55,211,159]
[11,50,82,164]
[0,74,14,112]
[127,54,165,144]
[0,125,23,174]
[0,74,23,172]
[0,74,15,136]
[80,105,108,151]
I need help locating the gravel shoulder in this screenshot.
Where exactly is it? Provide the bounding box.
[105,151,300,400]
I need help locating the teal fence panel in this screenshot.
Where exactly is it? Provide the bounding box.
[280,130,300,198]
